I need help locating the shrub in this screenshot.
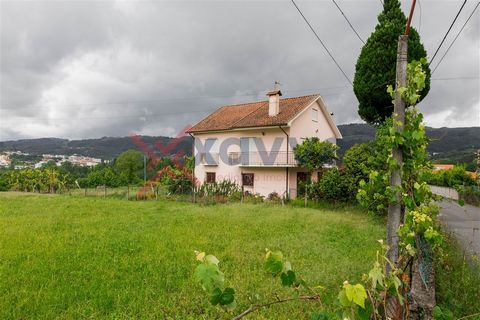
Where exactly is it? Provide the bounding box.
[356,120,392,215]
[0,171,10,191]
[242,191,264,204]
[342,143,375,199]
[309,168,353,202]
[421,166,476,188]
[456,185,480,207]
[196,180,240,197]
[266,192,281,203]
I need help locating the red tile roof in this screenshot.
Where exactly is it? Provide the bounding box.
[187,94,320,133]
[432,164,454,171]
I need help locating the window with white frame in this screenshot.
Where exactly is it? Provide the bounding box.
[312,108,318,122]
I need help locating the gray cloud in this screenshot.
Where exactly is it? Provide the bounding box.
[0,0,479,141]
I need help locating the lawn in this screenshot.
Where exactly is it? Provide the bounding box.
[0,193,385,319]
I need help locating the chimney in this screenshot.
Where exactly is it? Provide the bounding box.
[266,89,282,117]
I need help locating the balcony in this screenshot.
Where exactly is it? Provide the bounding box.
[199,152,219,166]
[228,151,298,167]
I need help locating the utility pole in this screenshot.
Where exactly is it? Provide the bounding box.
[386,0,416,274]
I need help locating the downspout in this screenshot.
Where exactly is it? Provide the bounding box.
[188,133,195,203]
[279,126,289,199]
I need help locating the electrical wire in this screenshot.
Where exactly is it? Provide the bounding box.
[5,90,355,122]
[432,2,480,75]
[417,0,422,33]
[1,85,350,111]
[290,0,353,85]
[429,0,468,65]
[331,0,365,44]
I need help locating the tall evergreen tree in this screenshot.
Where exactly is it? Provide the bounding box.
[353,0,430,124]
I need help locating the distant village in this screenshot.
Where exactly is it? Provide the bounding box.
[0,151,102,169]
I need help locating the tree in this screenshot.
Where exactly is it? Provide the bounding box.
[293,138,338,172]
[353,0,430,124]
[342,143,373,187]
[293,138,338,204]
[115,150,143,185]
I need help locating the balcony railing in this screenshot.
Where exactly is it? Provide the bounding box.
[199,152,219,166]
[228,151,297,167]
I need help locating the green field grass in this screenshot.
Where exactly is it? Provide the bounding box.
[0,193,385,319]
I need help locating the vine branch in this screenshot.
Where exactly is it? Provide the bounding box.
[232,295,320,320]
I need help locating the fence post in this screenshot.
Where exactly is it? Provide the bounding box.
[84,187,87,197]
[104,185,107,197]
[127,185,130,201]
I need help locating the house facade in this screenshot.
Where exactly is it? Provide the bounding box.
[186,90,342,199]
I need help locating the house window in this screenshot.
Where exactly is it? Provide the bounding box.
[206,172,216,184]
[242,173,254,187]
[312,108,318,122]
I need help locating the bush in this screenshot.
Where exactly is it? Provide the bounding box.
[456,185,480,207]
[421,166,476,188]
[309,168,353,202]
[242,191,264,204]
[196,180,240,197]
[0,171,10,191]
[266,192,282,203]
[342,143,375,199]
[356,120,392,215]
[163,171,192,195]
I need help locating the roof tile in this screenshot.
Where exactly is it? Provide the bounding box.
[187,94,319,133]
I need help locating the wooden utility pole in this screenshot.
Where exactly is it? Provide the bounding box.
[386,34,407,273]
[386,0,416,274]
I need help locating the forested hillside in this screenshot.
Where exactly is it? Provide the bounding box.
[0,136,193,160]
[1,124,478,164]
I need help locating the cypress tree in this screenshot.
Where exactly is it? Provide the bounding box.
[353,0,430,124]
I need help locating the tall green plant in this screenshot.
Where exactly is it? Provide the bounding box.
[293,138,338,171]
[353,0,430,124]
[114,150,143,185]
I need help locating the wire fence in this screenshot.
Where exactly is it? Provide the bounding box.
[60,186,194,202]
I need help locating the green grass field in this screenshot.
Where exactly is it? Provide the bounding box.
[0,193,385,319]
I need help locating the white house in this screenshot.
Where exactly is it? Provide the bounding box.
[186,90,342,199]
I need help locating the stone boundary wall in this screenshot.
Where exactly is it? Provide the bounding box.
[429,185,458,200]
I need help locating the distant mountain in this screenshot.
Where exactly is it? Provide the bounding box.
[337,124,480,168]
[1,124,478,164]
[0,136,193,160]
[337,123,480,154]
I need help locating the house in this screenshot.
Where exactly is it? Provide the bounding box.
[432,164,454,171]
[186,90,342,199]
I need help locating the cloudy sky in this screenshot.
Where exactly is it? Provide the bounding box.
[1,0,479,141]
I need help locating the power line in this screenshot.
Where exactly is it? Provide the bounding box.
[431,76,479,81]
[429,0,467,65]
[290,0,353,86]
[4,90,355,121]
[1,85,350,111]
[331,0,365,44]
[432,2,480,75]
[417,0,422,33]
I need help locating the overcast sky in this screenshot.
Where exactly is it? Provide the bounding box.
[1,0,479,141]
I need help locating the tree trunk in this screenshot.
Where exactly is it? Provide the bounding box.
[386,34,408,274]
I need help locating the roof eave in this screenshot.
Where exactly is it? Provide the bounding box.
[187,124,290,135]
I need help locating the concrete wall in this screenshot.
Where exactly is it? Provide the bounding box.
[430,185,459,200]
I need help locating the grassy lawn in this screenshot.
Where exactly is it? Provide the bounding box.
[0,192,385,319]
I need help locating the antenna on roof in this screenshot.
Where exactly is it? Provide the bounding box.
[274,81,282,90]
